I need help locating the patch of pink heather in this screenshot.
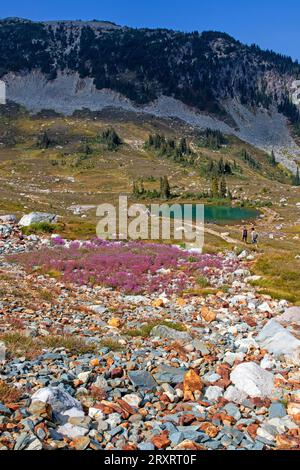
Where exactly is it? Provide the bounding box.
[10,239,234,294]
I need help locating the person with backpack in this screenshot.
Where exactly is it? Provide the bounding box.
[242,226,248,243]
[251,227,259,244]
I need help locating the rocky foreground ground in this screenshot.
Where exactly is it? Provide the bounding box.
[0,219,299,451]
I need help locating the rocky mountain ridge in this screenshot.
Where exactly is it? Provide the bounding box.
[1,17,300,171]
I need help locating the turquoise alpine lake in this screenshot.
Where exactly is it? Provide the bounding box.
[152,204,259,225]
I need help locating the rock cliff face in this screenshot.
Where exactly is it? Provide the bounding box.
[1,17,300,171]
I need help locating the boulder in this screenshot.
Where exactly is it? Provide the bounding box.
[18,212,58,227]
[230,362,275,398]
[31,386,82,414]
[0,214,17,223]
[150,325,192,342]
[277,307,300,326]
[128,371,157,390]
[256,319,300,364]
[0,225,13,237]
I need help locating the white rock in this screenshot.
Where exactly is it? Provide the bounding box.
[260,355,276,370]
[256,319,300,364]
[94,375,109,390]
[122,393,142,408]
[205,386,223,401]
[61,407,85,418]
[235,337,258,353]
[31,387,82,413]
[89,305,107,314]
[257,427,275,442]
[224,351,245,366]
[230,362,275,398]
[77,371,90,383]
[57,423,88,439]
[0,341,6,362]
[257,302,273,313]
[277,307,300,326]
[18,212,58,227]
[224,386,248,404]
[106,413,122,429]
[88,407,105,421]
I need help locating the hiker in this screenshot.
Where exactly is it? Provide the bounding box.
[242,226,248,243]
[251,227,259,245]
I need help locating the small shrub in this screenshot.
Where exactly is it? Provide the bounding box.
[21,222,59,235]
[99,339,124,352]
[0,381,22,403]
[42,335,97,354]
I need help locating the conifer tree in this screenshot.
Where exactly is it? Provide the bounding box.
[211,175,219,198]
[219,176,227,198]
[293,167,300,186]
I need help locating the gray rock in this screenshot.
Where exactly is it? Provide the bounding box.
[0,214,17,223]
[25,438,43,451]
[192,340,210,356]
[224,403,241,421]
[230,362,275,398]
[256,319,300,364]
[269,403,287,419]
[138,442,155,450]
[150,325,192,342]
[18,212,58,227]
[153,365,187,384]
[128,371,157,390]
[14,433,31,451]
[0,225,13,237]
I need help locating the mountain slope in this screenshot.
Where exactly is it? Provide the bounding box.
[1,17,300,172]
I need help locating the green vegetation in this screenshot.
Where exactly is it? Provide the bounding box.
[132,175,172,200]
[125,320,187,338]
[99,339,124,352]
[0,332,97,359]
[21,221,60,235]
[241,149,261,170]
[145,134,194,164]
[197,128,228,150]
[98,128,122,151]
[252,252,300,304]
[292,167,300,186]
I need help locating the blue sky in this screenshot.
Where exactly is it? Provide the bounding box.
[1,0,300,60]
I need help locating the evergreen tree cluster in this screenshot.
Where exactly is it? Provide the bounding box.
[198,128,228,150]
[241,149,261,170]
[210,175,231,199]
[98,128,122,151]
[145,134,194,164]
[292,167,300,186]
[278,98,300,125]
[132,176,171,200]
[206,156,233,176]
[2,19,300,117]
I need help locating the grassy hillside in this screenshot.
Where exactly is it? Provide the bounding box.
[1,107,300,303]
